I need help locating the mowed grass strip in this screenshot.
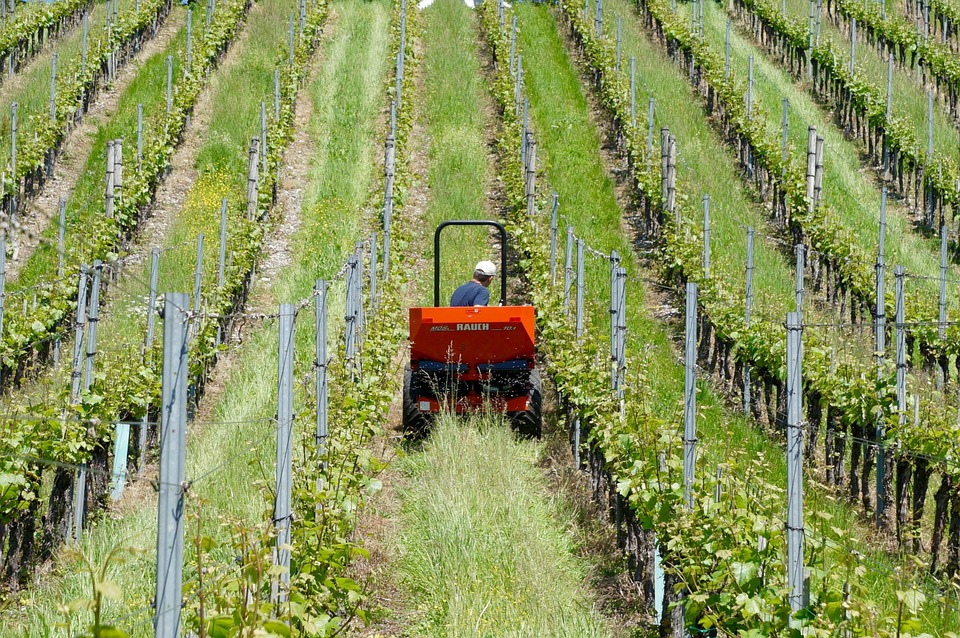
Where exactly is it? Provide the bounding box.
[0,0,391,634]
[520,4,954,628]
[419,0,500,306]
[394,415,613,637]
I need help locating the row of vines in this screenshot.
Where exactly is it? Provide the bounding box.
[0,0,259,585]
[179,0,418,633]
[479,0,949,634]
[0,0,173,384]
[626,0,960,569]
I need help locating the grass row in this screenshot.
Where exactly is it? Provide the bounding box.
[418,0,498,306]
[377,3,614,635]
[716,0,960,309]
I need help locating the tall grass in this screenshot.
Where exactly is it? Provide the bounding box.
[393,414,612,637]
[518,4,956,629]
[0,0,391,633]
[420,0,500,306]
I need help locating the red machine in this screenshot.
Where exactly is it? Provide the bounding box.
[402,221,541,437]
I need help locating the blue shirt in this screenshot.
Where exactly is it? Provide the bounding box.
[450,281,490,306]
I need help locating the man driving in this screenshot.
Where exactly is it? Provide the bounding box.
[450,260,496,306]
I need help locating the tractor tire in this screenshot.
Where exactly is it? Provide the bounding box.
[510,368,543,439]
[402,365,429,438]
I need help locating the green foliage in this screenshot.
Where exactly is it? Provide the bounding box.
[608,0,960,485]
[0,0,265,528]
[479,1,945,633]
[0,0,89,61]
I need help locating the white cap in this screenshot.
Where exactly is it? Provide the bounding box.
[475,260,497,277]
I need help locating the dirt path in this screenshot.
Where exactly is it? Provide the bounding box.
[251,10,341,313]
[7,8,185,281]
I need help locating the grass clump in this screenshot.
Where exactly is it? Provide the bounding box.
[393,414,613,638]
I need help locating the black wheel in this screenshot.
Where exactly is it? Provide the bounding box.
[510,368,542,438]
[402,365,429,438]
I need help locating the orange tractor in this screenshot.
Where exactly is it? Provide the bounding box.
[402,221,541,437]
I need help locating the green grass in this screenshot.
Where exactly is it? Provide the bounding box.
[518,3,958,629]
[392,414,613,637]
[419,0,501,306]
[367,5,614,634]
[0,0,391,633]
[279,0,390,301]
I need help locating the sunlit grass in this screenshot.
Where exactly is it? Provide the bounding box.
[419,0,500,306]
[393,413,612,637]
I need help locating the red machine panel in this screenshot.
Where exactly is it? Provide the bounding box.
[408,306,535,380]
